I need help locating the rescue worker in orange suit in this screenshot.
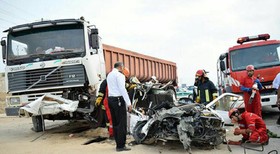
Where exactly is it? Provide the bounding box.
[95,79,114,137]
[194,69,218,106]
[240,65,263,117]
[95,67,131,137]
[227,108,269,145]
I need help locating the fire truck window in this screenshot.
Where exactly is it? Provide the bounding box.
[258,47,279,64]
[277,46,280,61]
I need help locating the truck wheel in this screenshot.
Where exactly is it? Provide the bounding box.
[32,116,44,132]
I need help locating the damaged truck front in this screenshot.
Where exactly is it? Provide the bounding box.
[1,18,177,132]
[1,19,104,132]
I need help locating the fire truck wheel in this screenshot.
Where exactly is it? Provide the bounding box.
[32,116,44,132]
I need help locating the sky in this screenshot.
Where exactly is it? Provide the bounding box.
[0,0,280,86]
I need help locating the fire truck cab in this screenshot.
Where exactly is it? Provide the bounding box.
[217,34,280,110]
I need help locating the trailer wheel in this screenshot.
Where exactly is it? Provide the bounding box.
[32,116,44,132]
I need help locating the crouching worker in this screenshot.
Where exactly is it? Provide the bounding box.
[228,108,269,145]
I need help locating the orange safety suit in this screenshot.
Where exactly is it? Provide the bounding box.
[240,76,262,117]
[238,111,268,144]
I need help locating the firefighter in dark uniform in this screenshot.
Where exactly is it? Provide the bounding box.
[194,69,218,105]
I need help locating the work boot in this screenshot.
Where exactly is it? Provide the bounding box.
[241,138,250,143]
[262,139,269,145]
[116,146,131,152]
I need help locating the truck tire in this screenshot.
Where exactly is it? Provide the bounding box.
[32,116,44,132]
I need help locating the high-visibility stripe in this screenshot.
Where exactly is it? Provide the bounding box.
[205,89,210,102]
[257,136,260,142]
[239,124,245,127]
[248,124,255,127]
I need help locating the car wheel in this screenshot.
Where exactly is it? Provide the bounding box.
[178,98,194,105]
[133,121,148,144]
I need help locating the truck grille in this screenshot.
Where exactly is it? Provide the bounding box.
[8,65,86,92]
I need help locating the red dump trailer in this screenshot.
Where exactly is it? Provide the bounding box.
[103,44,177,84]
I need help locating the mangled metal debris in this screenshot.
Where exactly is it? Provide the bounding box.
[20,94,79,117]
[128,77,241,152]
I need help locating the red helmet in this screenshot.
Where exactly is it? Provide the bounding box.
[246,65,254,71]
[228,108,239,118]
[196,70,204,77]
[122,67,130,78]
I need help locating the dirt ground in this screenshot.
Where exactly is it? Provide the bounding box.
[0,113,280,154]
[0,92,6,114]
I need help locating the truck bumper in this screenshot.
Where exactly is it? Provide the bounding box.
[232,94,278,110]
[261,94,277,107]
[5,107,20,116]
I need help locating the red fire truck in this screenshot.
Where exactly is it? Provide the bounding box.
[217,34,280,110]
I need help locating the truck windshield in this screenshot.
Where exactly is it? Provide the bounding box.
[7,24,85,65]
[230,44,280,71]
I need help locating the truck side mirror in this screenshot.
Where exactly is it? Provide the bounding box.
[219,53,226,60]
[220,61,226,72]
[1,39,6,60]
[90,28,99,50]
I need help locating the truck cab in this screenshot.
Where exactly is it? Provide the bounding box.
[1,18,107,131]
[217,34,280,110]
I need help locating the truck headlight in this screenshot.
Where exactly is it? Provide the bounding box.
[9,97,21,106]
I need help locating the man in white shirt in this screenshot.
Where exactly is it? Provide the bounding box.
[107,62,132,152]
[272,73,280,125]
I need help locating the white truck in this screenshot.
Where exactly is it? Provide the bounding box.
[1,17,177,132]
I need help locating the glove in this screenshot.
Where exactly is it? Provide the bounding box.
[240,86,252,92]
[195,96,201,103]
[254,79,260,84]
[127,84,137,90]
[234,128,247,135]
[254,79,262,90]
[95,96,103,106]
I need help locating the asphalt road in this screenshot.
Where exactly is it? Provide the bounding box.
[0,111,279,154]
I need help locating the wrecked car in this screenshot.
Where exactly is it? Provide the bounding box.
[130,87,242,152]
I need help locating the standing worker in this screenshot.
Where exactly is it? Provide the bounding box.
[227,108,269,145]
[272,72,280,125]
[240,65,263,117]
[194,69,218,105]
[107,62,132,152]
[95,67,131,138]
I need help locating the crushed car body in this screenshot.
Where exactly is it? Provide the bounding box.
[129,78,242,152]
